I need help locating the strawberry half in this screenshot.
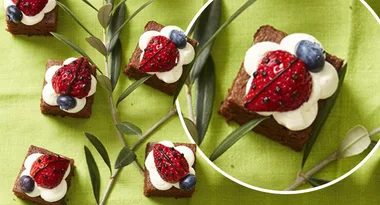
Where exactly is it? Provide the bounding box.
[30,154,70,189]
[139,36,179,72]
[12,0,48,16]
[153,144,189,183]
[51,57,92,99]
[245,50,312,112]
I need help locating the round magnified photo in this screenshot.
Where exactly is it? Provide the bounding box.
[177,0,380,193]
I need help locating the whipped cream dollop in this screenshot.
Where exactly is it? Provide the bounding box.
[4,0,56,25]
[20,153,70,202]
[145,141,195,190]
[42,57,97,113]
[244,34,339,131]
[139,26,195,83]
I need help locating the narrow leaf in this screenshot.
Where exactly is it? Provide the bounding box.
[97,75,112,94]
[116,122,142,136]
[82,0,98,12]
[173,0,257,104]
[84,132,112,174]
[185,0,215,35]
[306,177,330,187]
[98,4,113,28]
[108,2,126,52]
[336,125,371,158]
[369,140,378,149]
[86,36,107,56]
[107,0,115,5]
[50,32,101,73]
[84,146,100,204]
[116,75,151,106]
[109,0,155,43]
[190,0,222,83]
[115,146,137,169]
[110,40,122,90]
[184,118,200,145]
[195,56,215,144]
[210,117,268,161]
[302,64,347,168]
[57,1,95,36]
[111,0,127,13]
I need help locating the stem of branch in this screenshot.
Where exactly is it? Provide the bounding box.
[185,84,195,122]
[131,108,178,151]
[99,168,121,205]
[285,152,338,191]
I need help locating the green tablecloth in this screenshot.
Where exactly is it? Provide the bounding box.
[0,0,380,204]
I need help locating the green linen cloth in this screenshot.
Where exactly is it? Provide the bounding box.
[0,0,379,204]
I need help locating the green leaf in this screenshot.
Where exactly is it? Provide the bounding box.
[336,125,371,158]
[111,0,127,13]
[369,140,378,149]
[98,3,113,28]
[173,0,257,104]
[190,0,222,83]
[184,118,200,145]
[108,2,126,52]
[109,0,155,43]
[116,75,151,106]
[195,56,215,144]
[110,40,122,90]
[114,146,137,169]
[84,132,112,175]
[50,32,102,73]
[209,117,268,161]
[107,0,115,5]
[57,1,95,36]
[86,36,107,56]
[97,75,112,94]
[302,64,347,168]
[116,122,142,136]
[82,0,98,12]
[84,146,100,204]
[306,177,330,187]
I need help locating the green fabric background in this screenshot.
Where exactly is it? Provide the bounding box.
[0,0,379,204]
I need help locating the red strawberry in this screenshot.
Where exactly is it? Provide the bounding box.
[153,144,189,183]
[30,154,70,189]
[139,36,179,72]
[12,0,48,16]
[245,50,312,112]
[51,57,92,99]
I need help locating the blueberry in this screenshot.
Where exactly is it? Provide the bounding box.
[295,40,325,73]
[6,5,23,24]
[179,174,197,191]
[169,30,187,49]
[57,95,77,110]
[19,176,35,193]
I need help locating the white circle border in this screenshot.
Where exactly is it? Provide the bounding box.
[176,0,380,195]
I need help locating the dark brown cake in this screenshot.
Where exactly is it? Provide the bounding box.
[6,8,58,36]
[219,25,344,151]
[144,142,196,198]
[125,21,198,95]
[40,59,96,118]
[13,145,75,205]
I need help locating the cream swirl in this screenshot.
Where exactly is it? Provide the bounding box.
[145,141,195,190]
[4,0,56,25]
[244,34,339,131]
[138,26,195,83]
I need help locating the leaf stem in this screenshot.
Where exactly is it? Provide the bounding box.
[369,127,380,137]
[285,152,338,191]
[185,84,195,122]
[131,108,178,151]
[99,168,121,205]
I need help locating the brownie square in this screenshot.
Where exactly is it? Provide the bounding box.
[40,59,96,118]
[144,142,196,198]
[219,25,344,151]
[13,145,75,205]
[6,8,58,36]
[125,21,198,95]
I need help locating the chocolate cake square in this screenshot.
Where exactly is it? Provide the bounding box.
[40,59,96,118]
[6,8,58,36]
[125,21,198,95]
[219,25,344,151]
[144,142,196,198]
[13,145,75,205]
